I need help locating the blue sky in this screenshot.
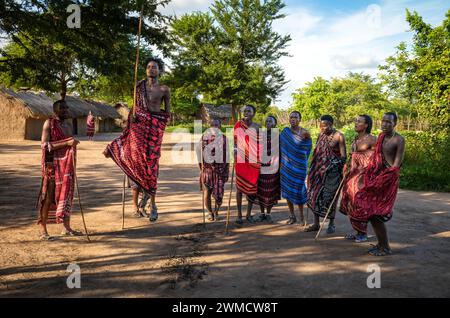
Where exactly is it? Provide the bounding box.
[160,0,449,109]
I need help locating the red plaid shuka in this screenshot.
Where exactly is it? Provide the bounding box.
[38,118,76,224]
[350,133,400,229]
[106,80,170,195]
[86,114,95,137]
[339,147,374,234]
[307,132,344,219]
[234,120,261,196]
[198,131,230,205]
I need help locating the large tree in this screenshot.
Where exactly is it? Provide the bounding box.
[0,0,170,100]
[169,0,291,121]
[379,9,450,132]
[291,73,393,127]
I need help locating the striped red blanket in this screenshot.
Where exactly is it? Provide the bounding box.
[106,80,170,195]
[38,118,75,224]
[234,120,261,196]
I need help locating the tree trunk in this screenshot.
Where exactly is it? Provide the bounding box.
[60,79,67,100]
[231,105,238,123]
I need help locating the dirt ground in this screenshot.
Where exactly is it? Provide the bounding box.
[0,132,449,298]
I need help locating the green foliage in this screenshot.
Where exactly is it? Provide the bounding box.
[291,73,392,126]
[379,9,450,132]
[400,131,450,191]
[169,0,291,120]
[0,0,170,99]
[305,126,449,192]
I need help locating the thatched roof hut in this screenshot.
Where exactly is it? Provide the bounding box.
[114,102,130,128]
[0,88,121,140]
[200,103,233,125]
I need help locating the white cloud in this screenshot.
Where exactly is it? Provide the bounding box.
[272,0,448,108]
[159,0,213,16]
[331,54,380,70]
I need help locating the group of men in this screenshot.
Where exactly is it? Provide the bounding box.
[37,57,405,256]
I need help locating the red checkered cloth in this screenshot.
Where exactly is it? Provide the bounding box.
[106,80,170,195]
[38,119,75,224]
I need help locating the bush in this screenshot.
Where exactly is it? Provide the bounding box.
[399,132,450,192]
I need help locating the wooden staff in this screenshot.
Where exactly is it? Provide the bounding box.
[122,174,126,230]
[225,162,235,235]
[120,4,143,229]
[132,5,144,117]
[72,151,91,243]
[314,172,347,241]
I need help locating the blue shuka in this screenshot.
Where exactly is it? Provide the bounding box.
[280,127,312,205]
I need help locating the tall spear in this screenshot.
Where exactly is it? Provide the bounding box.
[132,4,144,117]
[122,4,144,229]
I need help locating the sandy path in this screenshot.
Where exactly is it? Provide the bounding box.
[0,132,449,297]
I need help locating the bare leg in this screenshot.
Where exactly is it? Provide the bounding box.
[297,204,305,225]
[63,217,71,232]
[246,199,253,219]
[287,200,295,217]
[39,194,51,236]
[204,188,213,213]
[236,190,243,220]
[286,200,297,224]
[149,193,158,222]
[132,188,139,212]
[258,203,266,222]
[370,218,390,250]
[214,201,221,219]
[204,188,214,221]
[150,194,156,209]
[259,204,265,215]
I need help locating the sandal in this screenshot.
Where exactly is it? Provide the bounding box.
[149,206,158,222]
[39,234,54,241]
[286,216,297,225]
[61,230,83,236]
[207,213,215,221]
[326,224,336,234]
[345,233,356,240]
[235,217,243,225]
[368,246,392,256]
[368,244,381,253]
[303,224,320,232]
[133,210,144,218]
[246,215,255,223]
[355,233,368,243]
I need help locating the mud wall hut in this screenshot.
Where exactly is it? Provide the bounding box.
[0,88,121,141]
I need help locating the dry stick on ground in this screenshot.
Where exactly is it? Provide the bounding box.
[314,173,348,241]
[72,153,91,243]
[122,174,126,230]
[225,162,235,235]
